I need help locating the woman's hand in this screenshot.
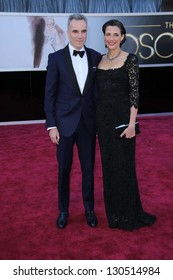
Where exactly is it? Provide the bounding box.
[120,125,136,138]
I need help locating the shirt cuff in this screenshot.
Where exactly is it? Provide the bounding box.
[47,127,57,131]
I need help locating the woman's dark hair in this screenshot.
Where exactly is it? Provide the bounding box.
[102,19,126,46]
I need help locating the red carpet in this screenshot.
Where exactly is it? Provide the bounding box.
[0,115,173,260]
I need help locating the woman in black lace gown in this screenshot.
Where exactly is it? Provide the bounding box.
[96,19,156,230]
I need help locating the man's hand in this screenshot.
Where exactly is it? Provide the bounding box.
[49,128,60,144]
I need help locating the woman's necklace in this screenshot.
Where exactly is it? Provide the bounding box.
[106,50,121,63]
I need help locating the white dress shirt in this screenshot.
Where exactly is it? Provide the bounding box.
[69,43,88,94]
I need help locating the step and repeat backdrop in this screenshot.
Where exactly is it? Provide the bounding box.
[0,12,172,71]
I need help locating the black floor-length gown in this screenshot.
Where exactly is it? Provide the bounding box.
[96,54,156,230]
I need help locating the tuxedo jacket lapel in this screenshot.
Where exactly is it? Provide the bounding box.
[64,46,81,96]
[82,47,93,96]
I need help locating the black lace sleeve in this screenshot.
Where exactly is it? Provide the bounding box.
[126,54,139,109]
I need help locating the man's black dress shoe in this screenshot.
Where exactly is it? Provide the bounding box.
[56,212,68,229]
[85,211,98,228]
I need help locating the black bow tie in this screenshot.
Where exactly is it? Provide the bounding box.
[73,50,85,58]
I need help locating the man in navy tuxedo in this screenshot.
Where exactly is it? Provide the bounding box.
[44,14,101,229]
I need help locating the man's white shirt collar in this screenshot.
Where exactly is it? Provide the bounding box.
[69,43,85,57]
